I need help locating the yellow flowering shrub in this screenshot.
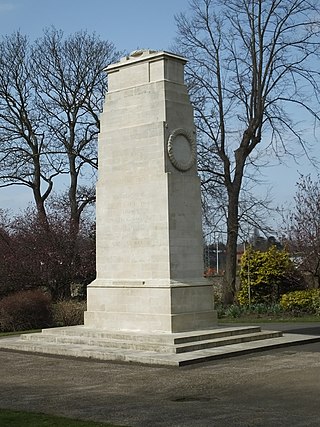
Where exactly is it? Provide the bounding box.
[280,289,320,313]
[238,245,293,306]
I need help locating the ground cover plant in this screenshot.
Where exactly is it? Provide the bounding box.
[217,301,320,322]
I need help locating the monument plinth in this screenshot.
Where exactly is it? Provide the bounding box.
[85,50,217,333]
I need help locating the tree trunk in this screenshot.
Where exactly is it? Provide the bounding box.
[33,187,50,233]
[68,149,80,239]
[223,188,240,305]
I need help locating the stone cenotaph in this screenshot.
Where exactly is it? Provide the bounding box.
[85,50,217,333]
[0,50,311,365]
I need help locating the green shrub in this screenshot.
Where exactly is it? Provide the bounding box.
[238,245,303,306]
[52,300,86,326]
[280,289,320,314]
[312,291,320,315]
[0,289,53,332]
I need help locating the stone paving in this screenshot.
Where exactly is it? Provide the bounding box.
[0,323,319,427]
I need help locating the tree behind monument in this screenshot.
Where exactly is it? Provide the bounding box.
[174,0,320,304]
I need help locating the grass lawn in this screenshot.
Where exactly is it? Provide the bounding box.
[0,409,125,427]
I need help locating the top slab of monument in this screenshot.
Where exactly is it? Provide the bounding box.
[107,49,187,68]
[106,50,187,91]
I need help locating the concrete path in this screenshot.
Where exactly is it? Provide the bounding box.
[0,323,319,427]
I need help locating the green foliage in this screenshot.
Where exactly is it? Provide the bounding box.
[0,289,53,332]
[218,303,284,319]
[280,289,320,314]
[238,245,297,305]
[223,304,244,318]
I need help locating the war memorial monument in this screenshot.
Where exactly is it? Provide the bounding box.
[85,49,217,333]
[0,50,317,365]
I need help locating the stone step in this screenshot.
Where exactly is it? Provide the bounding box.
[21,325,262,344]
[1,331,320,366]
[21,333,177,354]
[163,333,320,366]
[175,330,282,353]
[20,328,282,354]
[173,326,262,344]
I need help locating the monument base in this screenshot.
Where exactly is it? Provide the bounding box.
[1,324,314,367]
[85,279,217,333]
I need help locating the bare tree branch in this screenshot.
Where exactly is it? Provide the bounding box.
[174,0,320,303]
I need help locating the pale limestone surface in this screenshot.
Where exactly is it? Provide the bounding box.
[85,50,217,333]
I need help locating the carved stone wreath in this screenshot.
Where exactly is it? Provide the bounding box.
[167,128,196,171]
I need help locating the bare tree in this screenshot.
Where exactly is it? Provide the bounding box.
[0,29,120,297]
[0,33,55,228]
[31,28,119,237]
[0,29,120,237]
[285,175,320,288]
[202,168,275,247]
[174,0,320,303]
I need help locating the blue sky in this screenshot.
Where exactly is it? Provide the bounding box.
[0,0,189,51]
[0,0,319,218]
